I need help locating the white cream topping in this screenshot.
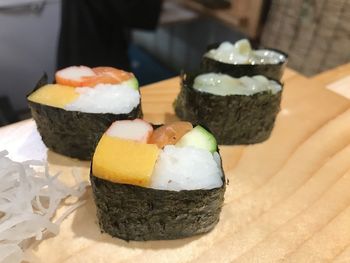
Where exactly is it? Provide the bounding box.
[205,39,285,65]
[193,73,281,96]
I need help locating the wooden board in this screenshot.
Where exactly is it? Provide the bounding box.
[311,63,350,87]
[1,68,350,262]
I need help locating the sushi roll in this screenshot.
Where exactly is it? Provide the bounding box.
[174,71,283,144]
[201,39,288,80]
[27,66,142,160]
[90,119,225,241]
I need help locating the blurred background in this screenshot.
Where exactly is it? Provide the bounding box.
[0,0,349,126]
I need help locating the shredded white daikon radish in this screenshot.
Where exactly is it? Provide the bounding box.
[0,151,88,263]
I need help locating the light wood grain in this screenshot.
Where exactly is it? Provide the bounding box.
[1,67,350,262]
[311,63,350,86]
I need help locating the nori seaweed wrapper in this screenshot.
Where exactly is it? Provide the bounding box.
[90,161,226,241]
[174,72,283,145]
[27,75,143,160]
[200,43,288,81]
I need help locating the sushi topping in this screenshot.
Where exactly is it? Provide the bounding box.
[56,66,134,87]
[28,82,140,114]
[106,120,216,151]
[193,73,281,96]
[29,65,140,114]
[92,121,222,190]
[106,119,153,143]
[93,132,160,187]
[205,39,285,65]
[149,121,193,148]
[176,125,217,153]
[55,66,96,87]
[93,67,133,83]
[27,84,80,108]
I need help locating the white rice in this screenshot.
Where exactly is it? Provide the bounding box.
[150,146,223,191]
[64,83,140,114]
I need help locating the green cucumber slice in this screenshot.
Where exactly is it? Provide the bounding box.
[176,125,217,153]
[124,77,139,90]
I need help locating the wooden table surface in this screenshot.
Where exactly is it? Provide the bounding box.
[1,66,350,262]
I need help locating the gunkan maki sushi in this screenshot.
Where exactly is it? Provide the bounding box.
[27,66,142,160]
[174,72,283,144]
[90,119,225,241]
[201,39,287,80]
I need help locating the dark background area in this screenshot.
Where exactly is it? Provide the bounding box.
[1,0,349,126]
